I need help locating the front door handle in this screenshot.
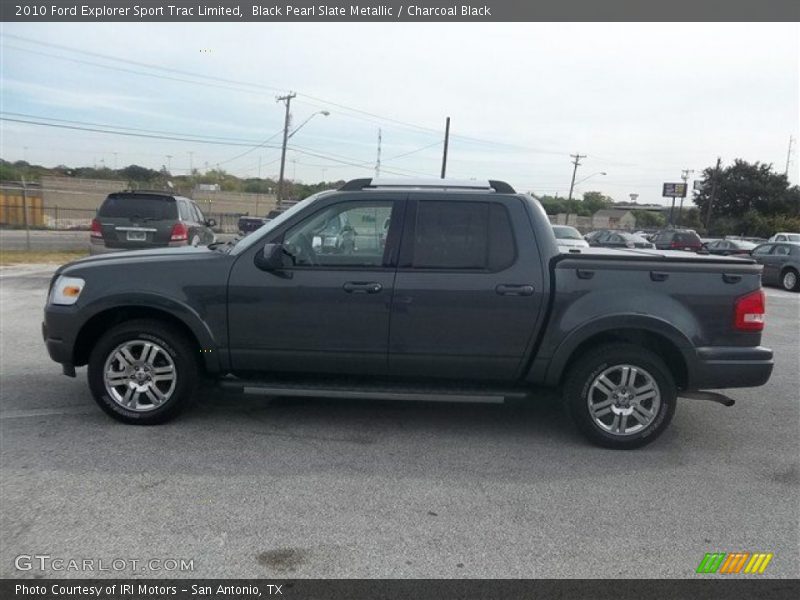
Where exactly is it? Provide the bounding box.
[495,284,534,296]
[343,281,382,294]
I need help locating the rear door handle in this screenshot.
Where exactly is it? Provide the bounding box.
[495,284,534,296]
[343,281,382,294]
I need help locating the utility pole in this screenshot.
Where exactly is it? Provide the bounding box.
[564,153,586,226]
[705,157,722,231]
[786,135,795,177]
[677,168,694,227]
[276,92,297,208]
[375,128,382,178]
[21,176,30,251]
[113,152,118,170]
[440,117,451,179]
[188,151,194,175]
[165,155,173,174]
[256,155,262,215]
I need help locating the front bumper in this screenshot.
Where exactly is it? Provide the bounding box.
[42,306,81,376]
[689,346,774,389]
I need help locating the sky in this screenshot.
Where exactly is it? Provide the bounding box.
[1,22,798,205]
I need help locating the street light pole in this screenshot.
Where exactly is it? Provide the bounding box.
[677,168,694,227]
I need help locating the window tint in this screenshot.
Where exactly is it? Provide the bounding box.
[412,201,515,270]
[752,245,773,255]
[284,201,393,267]
[98,195,177,220]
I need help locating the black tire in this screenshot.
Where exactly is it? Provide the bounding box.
[563,343,677,449]
[780,268,799,292]
[88,319,198,424]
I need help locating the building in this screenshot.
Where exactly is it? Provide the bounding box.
[592,209,637,230]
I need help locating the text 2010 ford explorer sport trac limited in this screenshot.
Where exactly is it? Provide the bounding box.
[43,179,773,449]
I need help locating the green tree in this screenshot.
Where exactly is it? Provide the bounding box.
[632,210,666,228]
[582,191,614,214]
[693,159,800,225]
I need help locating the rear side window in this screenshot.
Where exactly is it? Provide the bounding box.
[675,232,701,243]
[98,195,177,220]
[191,203,205,222]
[412,201,515,270]
[177,200,192,221]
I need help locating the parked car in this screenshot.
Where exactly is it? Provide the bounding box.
[727,235,768,244]
[651,229,704,252]
[238,209,283,236]
[768,232,800,243]
[90,192,215,255]
[703,239,756,256]
[587,230,655,249]
[44,178,773,449]
[750,242,800,291]
[552,225,589,250]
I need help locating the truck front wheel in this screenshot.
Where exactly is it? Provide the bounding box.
[87,319,198,424]
[563,343,676,449]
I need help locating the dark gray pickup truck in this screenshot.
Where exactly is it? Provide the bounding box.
[43,178,774,448]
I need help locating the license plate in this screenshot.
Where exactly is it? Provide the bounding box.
[127,231,147,241]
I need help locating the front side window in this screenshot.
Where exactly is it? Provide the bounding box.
[283,201,393,267]
[412,201,515,270]
[752,244,773,256]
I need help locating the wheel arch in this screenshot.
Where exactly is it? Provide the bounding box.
[73,303,220,374]
[545,317,692,390]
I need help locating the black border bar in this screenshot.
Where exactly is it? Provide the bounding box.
[2,0,800,22]
[3,579,800,600]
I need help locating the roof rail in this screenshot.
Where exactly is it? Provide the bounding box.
[338,178,516,194]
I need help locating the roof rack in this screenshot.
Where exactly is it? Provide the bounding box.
[339,178,516,194]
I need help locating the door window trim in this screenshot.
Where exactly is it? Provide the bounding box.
[276,198,404,271]
[398,198,518,273]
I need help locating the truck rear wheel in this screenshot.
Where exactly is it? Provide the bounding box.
[87,319,198,424]
[563,343,676,449]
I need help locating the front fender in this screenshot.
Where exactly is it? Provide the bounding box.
[78,292,223,372]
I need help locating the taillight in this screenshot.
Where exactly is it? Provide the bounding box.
[670,241,681,249]
[170,222,188,242]
[90,218,103,239]
[734,289,765,331]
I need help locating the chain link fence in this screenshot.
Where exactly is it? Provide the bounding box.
[0,202,244,234]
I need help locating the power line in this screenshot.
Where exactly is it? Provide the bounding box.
[1,115,426,178]
[5,34,579,158]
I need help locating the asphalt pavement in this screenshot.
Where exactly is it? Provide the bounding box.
[0,264,798,579]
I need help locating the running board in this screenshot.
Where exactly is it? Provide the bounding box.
[219,379,530,404]
[679,390,735,407]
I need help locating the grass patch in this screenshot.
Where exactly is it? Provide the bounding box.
[0,250,87,266]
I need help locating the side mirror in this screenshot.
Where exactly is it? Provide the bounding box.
[205,218,217,228]
[255,243,286,271]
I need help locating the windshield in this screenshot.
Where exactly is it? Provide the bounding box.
[230,190,336,255]
[552,226,583,240]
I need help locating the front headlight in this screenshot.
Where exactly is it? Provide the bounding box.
[48,276,85,306]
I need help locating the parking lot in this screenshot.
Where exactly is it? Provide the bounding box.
[0,263,797,579]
